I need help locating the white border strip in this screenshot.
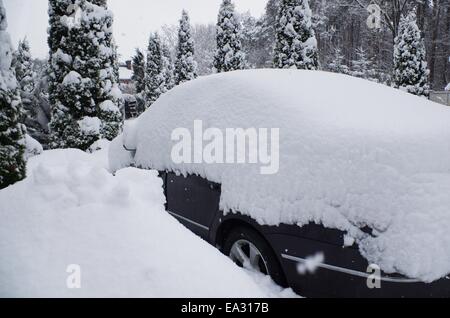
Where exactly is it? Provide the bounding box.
[281,254,421,283]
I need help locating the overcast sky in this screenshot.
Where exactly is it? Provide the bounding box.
[3,0,266,60]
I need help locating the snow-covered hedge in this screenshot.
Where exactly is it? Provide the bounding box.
[110,69,450,282]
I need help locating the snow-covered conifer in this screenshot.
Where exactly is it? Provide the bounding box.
[350,47,377,82]
[80,0,122,142]
[328,48,349,75]
[273,0,319,70]
[213,0,246,73]
[162,43,175,90]
[144,32,166,108]
[48,0,77,148]
[12,38,43,140]
[13,38,35,94]
[175,10,197,85]
[48,0,122,150]
[0,0,27,188]
[132,48,146,94]
[393,12,430,97]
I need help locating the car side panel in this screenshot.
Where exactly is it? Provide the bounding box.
[166,172,221,240]
[267,231,450,298]
[161,173,450,298]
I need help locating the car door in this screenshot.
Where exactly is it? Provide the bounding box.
[166,172,221,239]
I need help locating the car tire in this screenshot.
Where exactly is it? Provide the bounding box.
[223,225,288,288]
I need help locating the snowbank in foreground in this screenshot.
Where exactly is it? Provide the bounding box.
[0,148,295,297]
[110,69,450,282]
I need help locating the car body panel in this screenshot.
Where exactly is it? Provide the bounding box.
[159,170,450,298]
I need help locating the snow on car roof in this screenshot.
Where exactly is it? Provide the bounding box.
[110,69,450,282]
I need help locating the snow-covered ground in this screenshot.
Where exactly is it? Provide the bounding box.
[0,143,297,298]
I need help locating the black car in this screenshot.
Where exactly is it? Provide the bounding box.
[158,170,450,298]
[111,70,450,298]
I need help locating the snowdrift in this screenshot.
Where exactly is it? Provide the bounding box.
[110,69,450,282]
[0,148,295,297]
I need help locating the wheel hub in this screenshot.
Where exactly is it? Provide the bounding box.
[229,239,269,275]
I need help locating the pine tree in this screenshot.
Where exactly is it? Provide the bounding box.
[13,38,35,94]
[80,0,123,142]
[328,48,349,75]
[273,0,319,70]
[48,0,122,150]
[132,48,146,94]
[393,12,430,97]
[144,32,166,108]
[213,0,246,73]
[0,0,27,188]
[162,43,175,90]
[48,0,77,149]
[350,47,377,82]
[175,10,197,85]
[12,38,47,143]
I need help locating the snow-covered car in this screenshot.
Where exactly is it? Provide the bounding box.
[109,69,450,297]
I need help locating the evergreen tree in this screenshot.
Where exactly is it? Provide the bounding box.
[80,0,122,142]
[174,10,197,85]
[273,0,319,70]
[144,32,166,108]
[132,48,146,94]
[213,0,246,73]
[48,0,122,150]
[0,0,27,188]
[350,47,377,82]
[12,39,47,143]
[328,47,349,75]
[162,43,175,90]
[48,0,77,149]
[393,12,430,97]
[13,38,35,94]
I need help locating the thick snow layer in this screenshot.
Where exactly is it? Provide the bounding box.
[110,69,450,282]
[25,134,43,159]
[78,116,101,135]
[119,66,133,81]
[0,146,296,298]
[99,100,120,113]
[62,71,82,85]
[445,83,450,91]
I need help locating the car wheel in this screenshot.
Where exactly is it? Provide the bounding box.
[223,226,287,287]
